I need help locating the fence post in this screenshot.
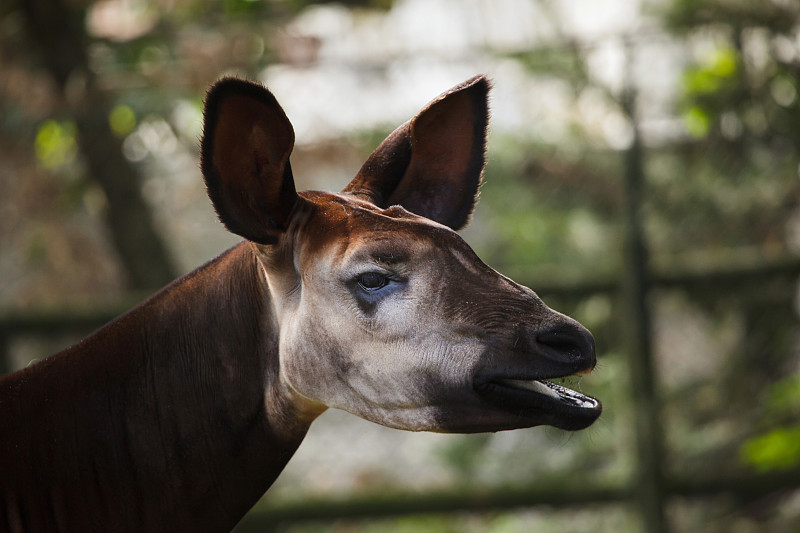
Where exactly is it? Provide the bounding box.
[621,40,668,533]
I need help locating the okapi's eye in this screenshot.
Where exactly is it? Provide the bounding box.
[357,272,389,292]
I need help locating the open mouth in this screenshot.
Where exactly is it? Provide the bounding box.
[497,378,599,408]
[474,375,602,431]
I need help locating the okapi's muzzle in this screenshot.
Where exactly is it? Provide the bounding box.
[473,318,600,431]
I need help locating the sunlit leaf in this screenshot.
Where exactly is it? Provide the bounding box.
[34,120,78,170]
[109,105,137,138]
[682,47,738,97]
[682,106,711,138]
[741,426,800,472]
[708,47,737,79]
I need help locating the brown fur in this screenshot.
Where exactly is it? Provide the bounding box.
[0,76,599,532]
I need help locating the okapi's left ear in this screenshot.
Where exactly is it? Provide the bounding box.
[201,78,299,245]
[344,75,490,230]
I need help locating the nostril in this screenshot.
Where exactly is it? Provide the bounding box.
[536,324,596,366]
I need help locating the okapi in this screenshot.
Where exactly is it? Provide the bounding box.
[0,75,600,531]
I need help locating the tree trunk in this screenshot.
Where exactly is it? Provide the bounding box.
[17,0,177,291]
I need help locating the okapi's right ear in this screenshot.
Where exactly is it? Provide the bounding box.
[201,78,299,245]
[343,75,490,231]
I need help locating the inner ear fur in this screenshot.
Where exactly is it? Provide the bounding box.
[344,75,491,230]
[201,78,299,245]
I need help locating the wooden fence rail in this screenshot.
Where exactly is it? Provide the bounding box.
[234,466,800,531]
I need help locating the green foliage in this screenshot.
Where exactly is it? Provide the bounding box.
[668,0,800,153]
[679,46,740,139]
[33,119,95,212]
[740,374,800,472]
[664,0,799,34]
[223,0,264,16]
[647,1,800,260]
[765,375,800,420]
[682,47,737,95]
[34,120,78,170]
[681,106,710,138]
[741,426,800,472]
[109,105,137,138]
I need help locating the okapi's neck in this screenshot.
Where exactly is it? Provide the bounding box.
[0,243,310,532]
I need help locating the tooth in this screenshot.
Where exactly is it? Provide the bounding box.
[499,379,561,399]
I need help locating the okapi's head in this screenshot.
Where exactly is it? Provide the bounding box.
[200,76,601,433]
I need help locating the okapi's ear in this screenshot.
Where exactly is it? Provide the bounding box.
[201,78,299,245]
[344,75,490,230]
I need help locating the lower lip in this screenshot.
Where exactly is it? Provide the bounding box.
[473,378,602,425]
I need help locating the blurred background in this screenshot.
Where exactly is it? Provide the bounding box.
[2,0,800,531]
